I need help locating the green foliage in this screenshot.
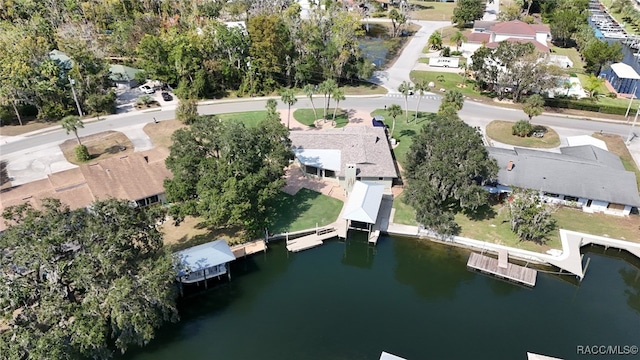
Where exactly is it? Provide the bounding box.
[583,74,605,98]
[61,115,84,145]
[450,31,466,51]
[441,46,451,57]
[452,0,484,28]
[136,95,156,106]
[439,89,464,113]
[512,120,533,137]
[582,40,623,74]
[522,94,545,120]
[544,97,631,115]
[175,99,199,124]
[428,32,443,50]
[389,8,407,37]
[551,9,587,47]
[74,144,91,162]
[387,104,403,136]
[164,115,293,238]
[280,88,298,129]
[508,189,557,243]
[404,115,498,236]
[0,199,178,358]
[399,81,413,123]
[319,79,338,120]
[303,84,319,121]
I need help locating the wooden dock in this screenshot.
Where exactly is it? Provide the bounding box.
[286,228,337,252]
[230,240,267,259]
[467,252,537,287]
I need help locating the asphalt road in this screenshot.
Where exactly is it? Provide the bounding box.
[1,95,634,156]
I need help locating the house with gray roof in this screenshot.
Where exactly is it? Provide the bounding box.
[486,145,640,216]
[289,126,397,195]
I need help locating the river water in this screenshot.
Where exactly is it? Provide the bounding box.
[126,235,640,360]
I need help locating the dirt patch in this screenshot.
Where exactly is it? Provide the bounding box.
[162,216,245,251]
[143,119,186,149]
[60,131,134,165]
[0,119,56,136]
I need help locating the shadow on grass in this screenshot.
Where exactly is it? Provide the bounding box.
[0,160,10,186]
[267,189,318,234]
[462,203,498,221]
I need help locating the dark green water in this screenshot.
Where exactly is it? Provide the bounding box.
[127,235,640,360]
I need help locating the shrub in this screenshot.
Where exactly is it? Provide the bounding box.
[136,95,155,106]
[607,92,617,98]
[441,46,451,57]
[450,50,463,56]
[75,145,90,162]
[569,73,577,77]
[512,120,533,137]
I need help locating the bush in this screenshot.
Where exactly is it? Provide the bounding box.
[136,95,155,106]
[450,50,463,56]
[569,73,577,77]
[607,92,617,98]
[441,46,451,57]
[544,98,628,115]
[512,120,533,137]
[75,145,91,162]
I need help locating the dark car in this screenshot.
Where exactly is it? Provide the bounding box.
[161,92,173,101]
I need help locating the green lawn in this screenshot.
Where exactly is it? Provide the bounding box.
[486,120,561,148]
[410,71,479,97]
[370,108,437,167]
[550,46,585,71]
[553,207,640,242]
[217,110,269,128]
[392,193,418,225]
[341,82,388,95]
[576,73,610,96]
[409,1,455,21]
[422,26,463,53]
[293,108,349,128]
[268,188,343,234]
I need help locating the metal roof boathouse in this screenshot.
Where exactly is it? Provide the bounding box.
[174,239,236,293]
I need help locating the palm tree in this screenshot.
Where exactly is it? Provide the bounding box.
[450,31,467,52]
[61,115,85,145]
[439,89,464,113]
[387,104,402,137]
[303,84,318,121]
[413,80,429,122]
[563,80,574,96]
[428,32,442,50]
[460,62,469,85]
[331,87,345,123]
[280,88,297,129]
[319,79,337,122]
[398,81,413,123]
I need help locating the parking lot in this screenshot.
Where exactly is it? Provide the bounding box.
[114,83,178,114]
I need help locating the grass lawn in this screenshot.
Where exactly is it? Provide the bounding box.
[553,207,640,242]
[593,132,640,191]
[392,192,418,225]
[550,46,585,71]
[143,119,186,149]
[370,108,437,167]
[409,1,455,21]
[268,188,343,234]
[341,83,388,95]
[410,71,479,97]
[486,120,561,148]
[217,110,269,128]
[454,203,562,252]
[60,131,134,165]
[162,216,246,251]
[293,108,349,128]
[576,73,609,96]
[422,26,462,53]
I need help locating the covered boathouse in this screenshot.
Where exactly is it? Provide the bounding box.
[174,239,236,293]
[341,181,385,242]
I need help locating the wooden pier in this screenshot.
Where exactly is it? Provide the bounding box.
[230,240,267,259]
[467,252,537,287]
[286,227,338,252]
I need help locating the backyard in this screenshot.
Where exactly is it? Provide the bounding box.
[268,188,343,234]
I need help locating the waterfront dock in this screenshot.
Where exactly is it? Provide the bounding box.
[286,227,338,252]
[467,252,538,287]
[230,239,267,258]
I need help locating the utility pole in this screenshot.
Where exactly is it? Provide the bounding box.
[625,85,637,119]
[627,106,639,144]
[68,75,83,117]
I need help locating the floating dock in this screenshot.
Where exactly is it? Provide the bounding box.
[467,252,537,287]
[230,240,267,258]
[286,227,337,252]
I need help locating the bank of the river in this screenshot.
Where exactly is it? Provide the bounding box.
[124,235,640,360]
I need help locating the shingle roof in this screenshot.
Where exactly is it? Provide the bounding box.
[487,146,640,207]
[289,127,397,178]
[466,32,491,43]
[473,21,499,30]
[0,148,172,230]
[489,20,550,36]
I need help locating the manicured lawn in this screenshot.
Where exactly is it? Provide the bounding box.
[550,46,585,71]
[409,1,455,21]
[293,108,349,128]
[593,132,640,191]
[143,119,186,149]
[553,207,640,242]
[392,193,418,225]
[454,203,562,252]
[410,71,479,97]
[59,131,134,165]
[342,83,388,95]
[370,108,437,167]
[576,73,610,96]
[485,120,561,148]
[217,110,269,128]
[268,188,343,234]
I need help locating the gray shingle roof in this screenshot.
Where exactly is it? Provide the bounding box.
[487,146,640,207]
[289,127,397,178]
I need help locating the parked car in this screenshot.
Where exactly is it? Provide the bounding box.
[161,92,173,101]
[139,85,155,94]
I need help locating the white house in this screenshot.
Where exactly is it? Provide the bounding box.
[462,20,551,55]
[486,145,640,216]
[289,126,398,195]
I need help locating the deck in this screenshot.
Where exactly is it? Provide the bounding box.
[230,240,267,258]
[286,228,338,252]
[467,252,537,287]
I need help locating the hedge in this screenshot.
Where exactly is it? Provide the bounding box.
[544,98,628,115]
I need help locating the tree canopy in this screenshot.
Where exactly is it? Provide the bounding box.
[508,189,556,243]
[0,199,178,359]
[452,0,485,28]
[164,113,292,238]
[404,115,498,236]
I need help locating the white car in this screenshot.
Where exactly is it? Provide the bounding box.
[139,85,155,94]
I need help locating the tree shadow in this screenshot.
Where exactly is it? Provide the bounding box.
[0,160,10,186]
[266,188,318,234]
[461,203,498,221]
